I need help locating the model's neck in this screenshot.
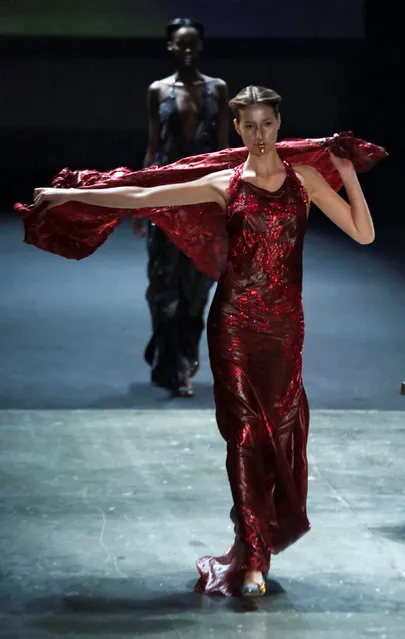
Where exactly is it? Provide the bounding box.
[245,149,283,176]
[174,68,202,85]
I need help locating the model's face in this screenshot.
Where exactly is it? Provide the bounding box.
[168,27,202,68]
[234,104,280,155]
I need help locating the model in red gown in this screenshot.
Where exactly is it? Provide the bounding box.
[195,159,310,595]
[15,132,387,596]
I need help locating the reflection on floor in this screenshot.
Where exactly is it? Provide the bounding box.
[0,408,404,638]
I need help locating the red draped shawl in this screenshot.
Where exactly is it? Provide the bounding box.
[15,132,387,280]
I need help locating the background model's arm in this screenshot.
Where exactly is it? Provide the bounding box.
[297,155,375,244]
[34,172,228,212]
[134,82,161,236]
[215,79,229,150]
[143,82,161,168]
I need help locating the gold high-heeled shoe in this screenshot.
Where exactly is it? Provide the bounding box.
[240,581,266,597]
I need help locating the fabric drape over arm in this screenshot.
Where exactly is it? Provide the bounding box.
[15,132,387,280]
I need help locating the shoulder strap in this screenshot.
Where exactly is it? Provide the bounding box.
[226,164,243,203]
[283,160,310,207]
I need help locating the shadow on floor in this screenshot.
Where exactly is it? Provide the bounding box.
[369,523,405,544]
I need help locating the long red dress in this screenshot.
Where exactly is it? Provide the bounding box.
[196,161,310,595]
[14,133,387,596]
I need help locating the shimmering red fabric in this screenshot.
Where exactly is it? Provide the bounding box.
[195,162,310,596]
[14,132,387,280]
[14,132,386,597]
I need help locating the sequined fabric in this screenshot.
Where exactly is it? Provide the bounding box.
[194,162,310,596]
[13,132,387,597]
[14,132,387,280]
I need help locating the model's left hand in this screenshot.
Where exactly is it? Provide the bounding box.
[33,188,72,210]
[328,151,355,175]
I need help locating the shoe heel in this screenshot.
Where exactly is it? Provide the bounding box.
[240,582,266,597]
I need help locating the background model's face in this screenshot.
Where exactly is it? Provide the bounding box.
[235,104,280,155]
[168,26,202,68]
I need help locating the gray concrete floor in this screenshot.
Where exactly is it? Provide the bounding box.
[0,408,404,638]
[1,200,404,637]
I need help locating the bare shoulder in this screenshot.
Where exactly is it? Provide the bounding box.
[204,168,233,201]
[146,81,163,112]
[154,74,176,86]
[146,80,162,101]
[148,75,176,92]
[213,77,228,89]
[147,76,176,106]
[292,163,326,189]
[202,74,228,94]
[201,73,225,84]
[147,80,162,93]
[292,163,322,179]
[202,168,233,183]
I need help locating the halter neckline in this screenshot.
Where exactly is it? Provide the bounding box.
[237,160,291,197]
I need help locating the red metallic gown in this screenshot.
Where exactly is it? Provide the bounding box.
[15,133,386,596]
[197,161,310,595]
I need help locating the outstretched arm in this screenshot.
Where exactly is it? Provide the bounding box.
[296,154,375,244]
[34,171,229,212]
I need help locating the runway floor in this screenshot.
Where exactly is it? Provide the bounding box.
[0,211,404,637]
[0,408,404,638]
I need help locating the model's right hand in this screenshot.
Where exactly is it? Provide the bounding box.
[132,217,146,238]
[33,188,73,210]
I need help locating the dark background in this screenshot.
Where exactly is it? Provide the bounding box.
[0,0,364,38]
[0,0,401,220]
